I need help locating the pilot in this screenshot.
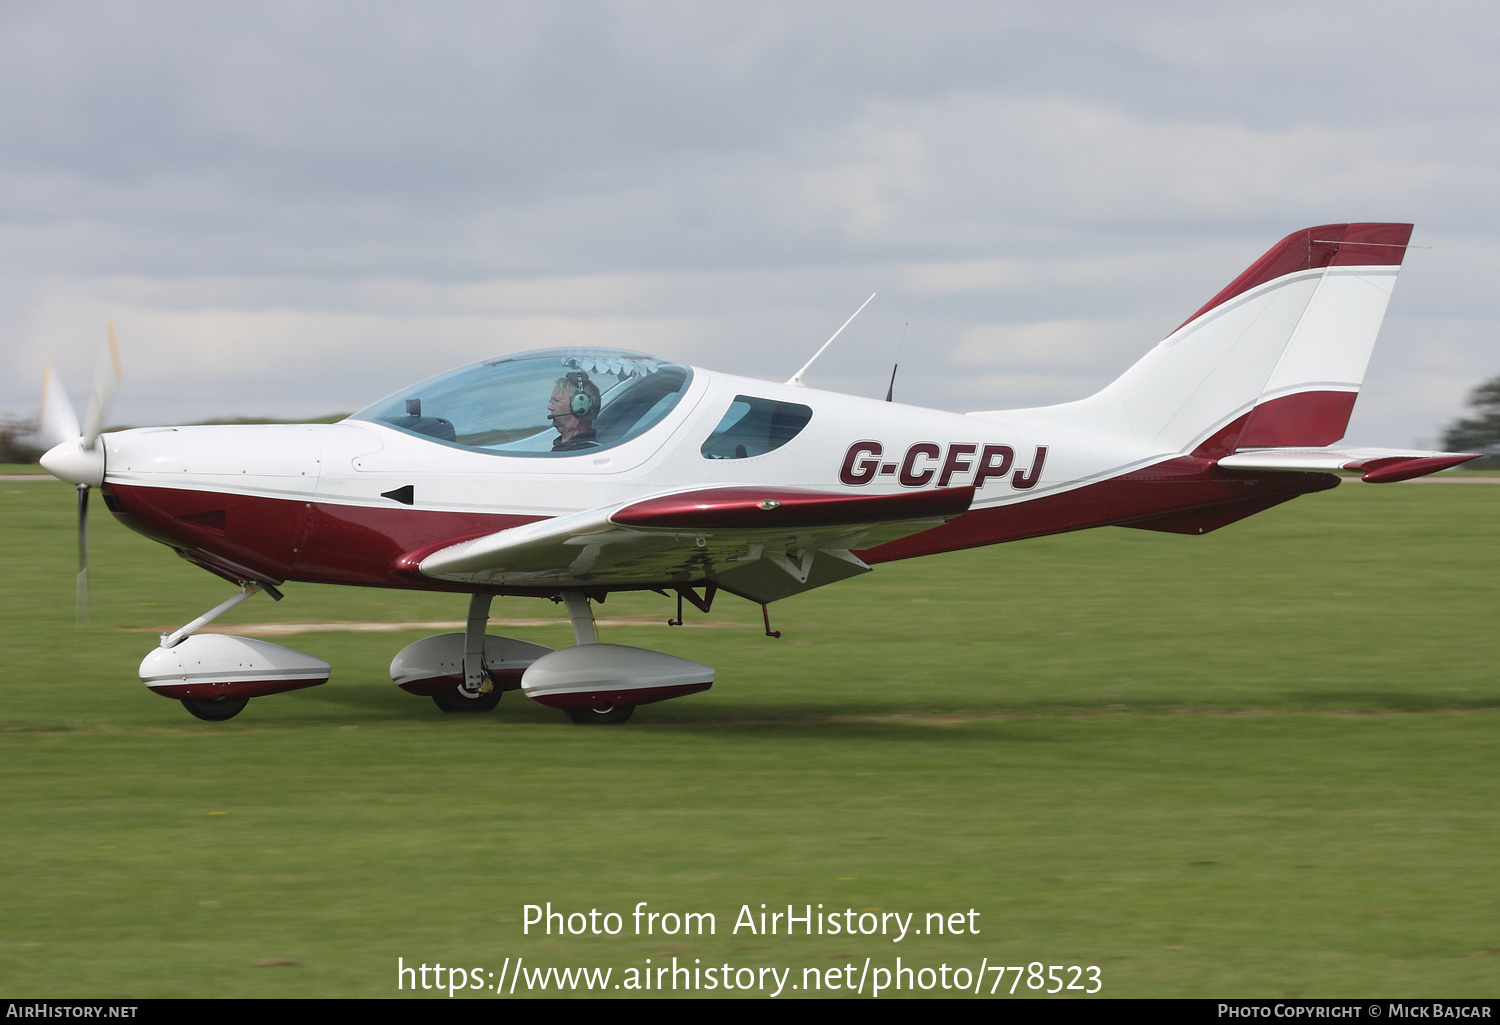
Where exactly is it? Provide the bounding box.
[547,371,602,451]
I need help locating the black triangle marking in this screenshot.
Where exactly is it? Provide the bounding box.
[381,485,415,505]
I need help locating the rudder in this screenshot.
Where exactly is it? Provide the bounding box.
[1233,223,1412,449]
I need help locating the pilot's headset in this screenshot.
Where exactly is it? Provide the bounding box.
[564,371,599,418]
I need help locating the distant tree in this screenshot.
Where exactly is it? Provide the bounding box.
[1443,376,1500,469]
[0,412,352,467]
[0,415,43,465]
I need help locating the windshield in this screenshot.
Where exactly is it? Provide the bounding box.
[351,348,693,457]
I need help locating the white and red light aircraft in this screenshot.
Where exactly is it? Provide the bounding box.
[38,223,1479,724]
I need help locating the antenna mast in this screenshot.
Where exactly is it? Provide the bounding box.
[787,294,876,387]
[885,322,907,402]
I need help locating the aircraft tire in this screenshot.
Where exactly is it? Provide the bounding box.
[181,697,249,722]
[431,688,502,713]
[563,704,634,725]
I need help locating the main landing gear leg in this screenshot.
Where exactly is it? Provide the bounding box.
[559,590,597,644]
[462,593,494,694]
[556,591,633,725]
[431,593,501,712]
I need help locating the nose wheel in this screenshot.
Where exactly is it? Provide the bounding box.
[181,697,249,721]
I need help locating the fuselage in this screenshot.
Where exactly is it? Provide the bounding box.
[96,360,1332,595]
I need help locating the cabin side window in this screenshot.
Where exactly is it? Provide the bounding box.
[700,396,813,459]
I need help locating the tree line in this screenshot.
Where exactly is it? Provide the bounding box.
[1443,376,1500,468]
[0,416,43,465]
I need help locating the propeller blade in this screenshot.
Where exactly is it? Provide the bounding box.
[77,484,90,630]
[39,363,81,449]
[81,320,122,449]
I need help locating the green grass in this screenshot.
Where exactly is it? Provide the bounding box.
[1,479,1498,997]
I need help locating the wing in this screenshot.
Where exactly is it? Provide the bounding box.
[1217,447,1480,483]
[418,485,975,603]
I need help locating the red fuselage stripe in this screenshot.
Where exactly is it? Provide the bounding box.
[107,483,541,591]
[855,460,1338,564]
[107,460,1338,592]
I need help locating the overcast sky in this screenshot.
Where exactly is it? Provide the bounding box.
[4,1,1498,446]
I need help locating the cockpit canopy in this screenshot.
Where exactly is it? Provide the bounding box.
[351,348,693,457]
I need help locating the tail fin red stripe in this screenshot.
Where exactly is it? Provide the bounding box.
[1237,391,1359,448]
[1176,223,1413,332]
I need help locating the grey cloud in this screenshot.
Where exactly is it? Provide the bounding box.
[3,1,1499,448]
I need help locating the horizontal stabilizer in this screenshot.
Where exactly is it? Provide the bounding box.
[1217,447,1480,483]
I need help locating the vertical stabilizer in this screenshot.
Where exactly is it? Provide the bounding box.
[1022,224,1413,458]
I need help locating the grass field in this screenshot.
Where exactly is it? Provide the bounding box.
[1,476,1497,998]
